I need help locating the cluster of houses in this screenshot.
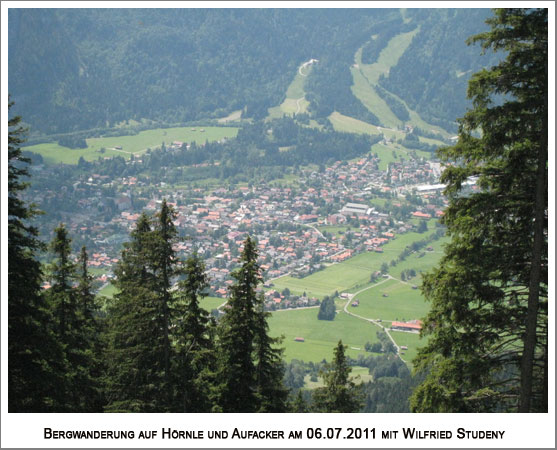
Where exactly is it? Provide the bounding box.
[29,145,449,310]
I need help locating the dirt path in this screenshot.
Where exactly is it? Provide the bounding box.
[341,275,406,363]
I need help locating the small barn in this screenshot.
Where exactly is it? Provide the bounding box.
[294,337,305,342]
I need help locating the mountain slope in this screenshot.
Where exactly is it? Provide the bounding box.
[9,8,499,135]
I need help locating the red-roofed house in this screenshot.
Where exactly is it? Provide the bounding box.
[391,321,422,332]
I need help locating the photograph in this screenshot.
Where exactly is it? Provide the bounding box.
[2,2,553,448]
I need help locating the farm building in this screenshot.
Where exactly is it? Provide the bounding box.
[294,337,305,342]
[351,300,359,307]
[391,320,422,332]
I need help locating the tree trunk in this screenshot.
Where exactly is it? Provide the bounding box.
[518,109,547,412]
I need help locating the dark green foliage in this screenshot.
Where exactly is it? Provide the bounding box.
[10,9,499,135]
[312,340,363,412]
[45,225,102,411]
[58,135,87,148]
[214,236,260,412]
[173,254,216,412]
[8,99,65,412]
[317,296,336,321]
[417,219,428,233]
[151,200,180,406]
[380,9,502,131]
[361,17,416,63]
[76,246,105,411]
[374,85,410,121]
[290,390,309,413]
[253,295,289,412]
[104,213,164,412]
[214,236,289,412]
[411,9,548,413]
[376,330,396,354]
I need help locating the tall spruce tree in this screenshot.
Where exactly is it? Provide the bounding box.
[411,9,548,413]
[151,199,180,407]
[173,253,216,412]
[253,294,289,412]
[312,340,363,412]
[215,236,260,412]
[104,213,162,411]
[45,224,101,411]
[76,246,105,411]
[8,99,64,412]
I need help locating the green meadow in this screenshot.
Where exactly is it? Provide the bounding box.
[353,279,429,323]
[348,27,450,140]
[25,126,238,165]
[328,112,382,136]
[389,330,428,366]
[267,63,312,119]
[371,143,431,170]
[271,227,442,300]
[268,308,379,362]
[200,296,226,312]
[350,28,418,129]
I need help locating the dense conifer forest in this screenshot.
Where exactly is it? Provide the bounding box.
[9,9,498,135]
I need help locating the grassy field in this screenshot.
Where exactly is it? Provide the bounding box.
[98,283,118,298]
[285,68,308,99]
[350,28,419,130]
[200,296,226,312]
[353,279,429,323]
[267,64,312,119]
[389,330,427,366]
[317,225,351,236]
[371,142,431,170]
[271,228,441,300]
[351,67,401,130]
[25,126,238,165]
[268,308,380,362]
[328,112,382,136]
[303,365,373,390]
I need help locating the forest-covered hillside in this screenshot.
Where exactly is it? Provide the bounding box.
[9,8,498,135]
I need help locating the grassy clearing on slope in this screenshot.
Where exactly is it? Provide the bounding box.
[349,29,418,130]
[371,142,431,170]
[217,110,242,123]
[328,112,382,136]
[279,97,310,115]
[268,308,379,362]
[26,126,238,165]
[285,68,309,99]
[350,67,401,129]
[359,28,420,85]
[351,27,452,139]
